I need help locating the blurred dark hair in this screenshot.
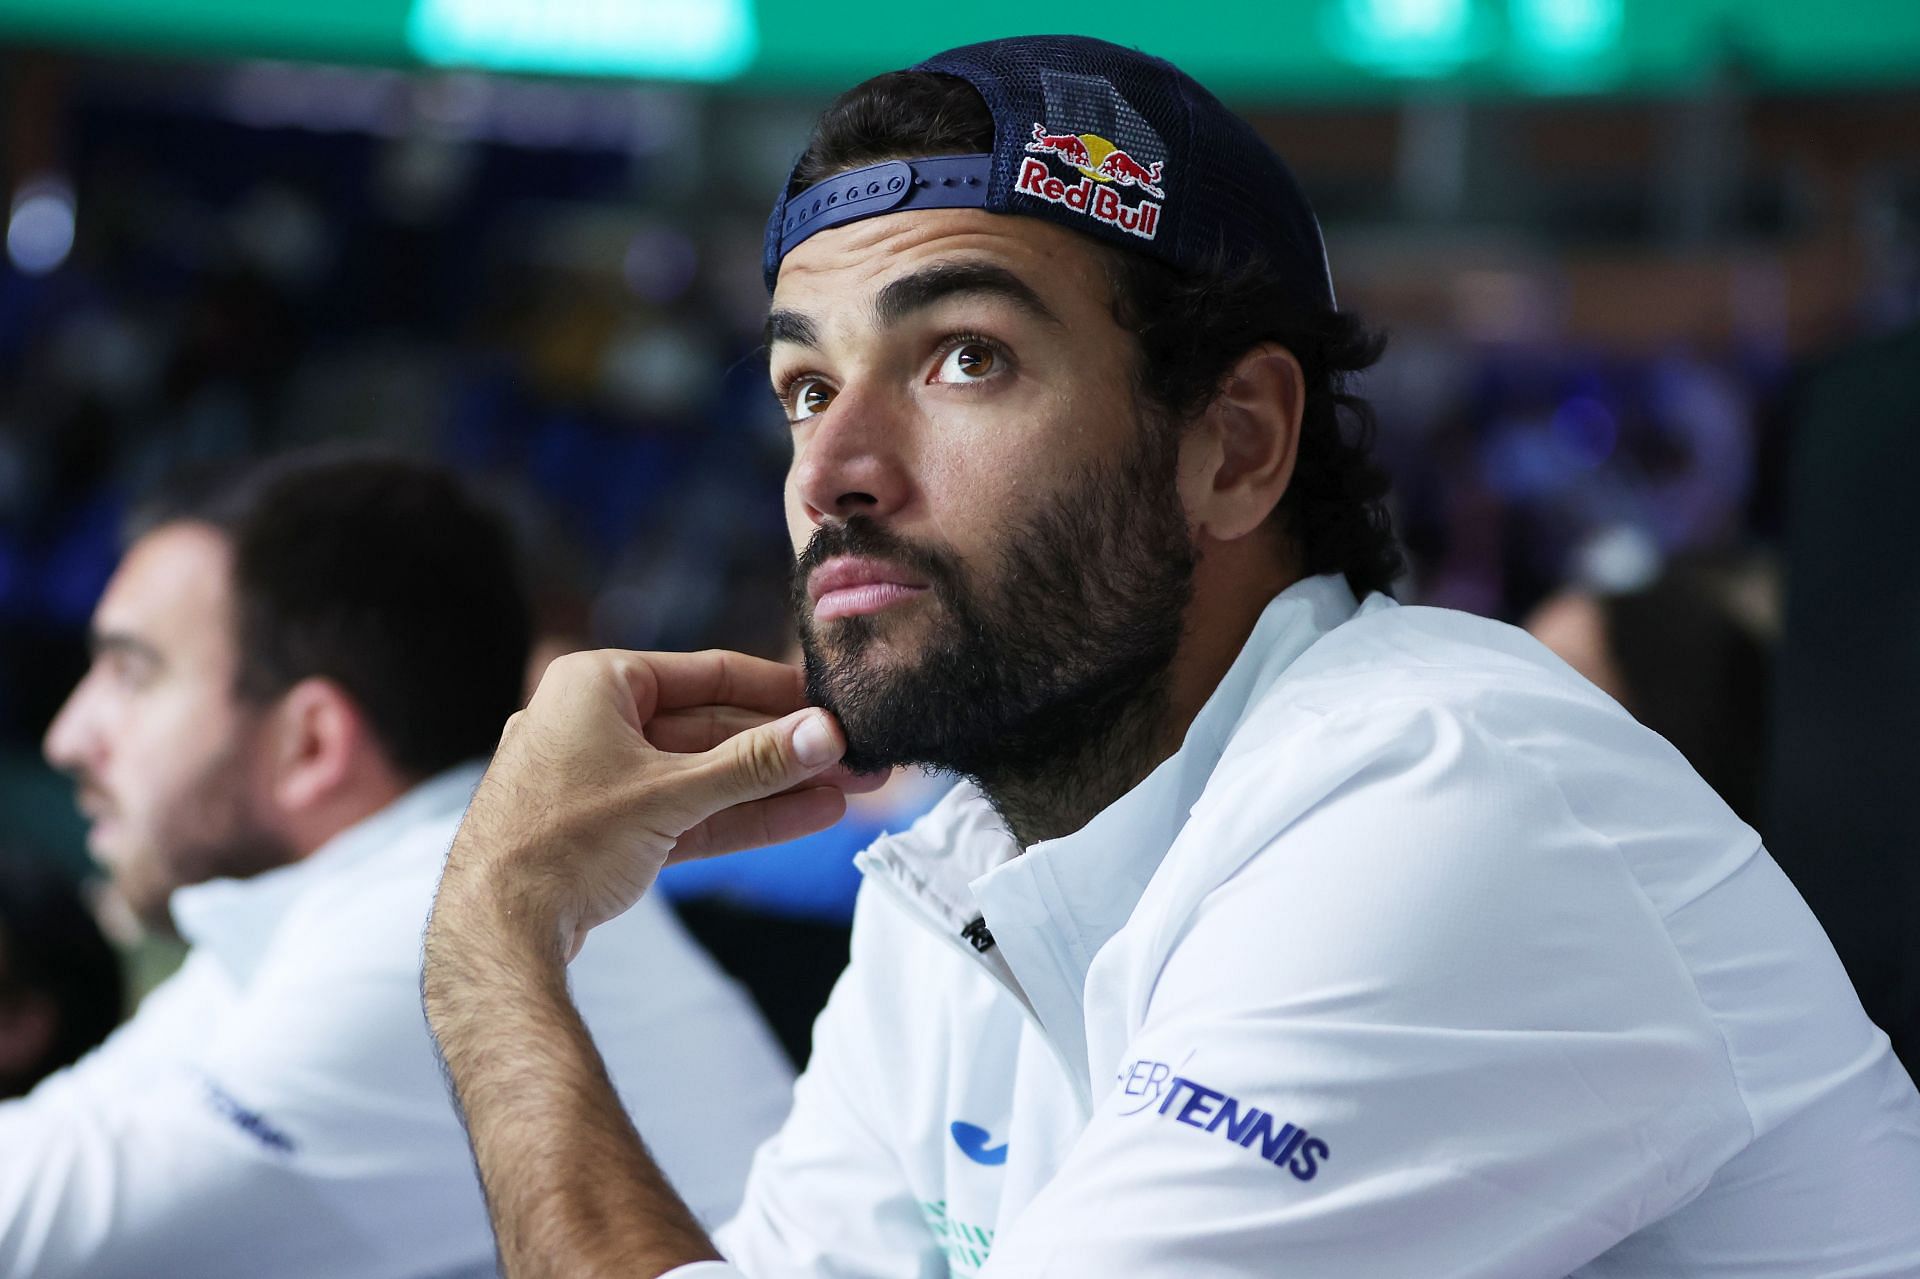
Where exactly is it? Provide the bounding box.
[788,72,1403,598]
[1602,565,1772,827]
[0,850,123,1098]
[133,451,531,780]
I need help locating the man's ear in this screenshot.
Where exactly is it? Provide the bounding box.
[1178,342,1305,544]
[263,677,367,814]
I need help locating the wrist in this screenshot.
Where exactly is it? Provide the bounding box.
[423,862,568,1017]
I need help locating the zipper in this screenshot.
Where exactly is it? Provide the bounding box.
[859,858,1094,1119]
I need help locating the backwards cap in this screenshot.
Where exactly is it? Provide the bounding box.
[763,34,1335,307]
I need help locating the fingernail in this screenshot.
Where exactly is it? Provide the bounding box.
[793,711,839,767]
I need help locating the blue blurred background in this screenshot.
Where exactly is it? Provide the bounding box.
[2,1,1916,1061]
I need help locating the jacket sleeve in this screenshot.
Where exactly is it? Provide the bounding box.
[0,919,496,1278]
[980,701,1755,1277]
[705,885,948,1279]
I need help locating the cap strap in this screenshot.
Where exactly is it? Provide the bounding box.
[776,154,992,264]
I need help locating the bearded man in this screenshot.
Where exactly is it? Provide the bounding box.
[424,36,1920,1278]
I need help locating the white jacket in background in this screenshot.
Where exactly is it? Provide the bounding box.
[0,763,795,1279]
[689,575,1920,1278]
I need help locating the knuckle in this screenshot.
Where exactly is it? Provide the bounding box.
[549,650,595,681]
[737,730,791,791]
[608,650,659,685]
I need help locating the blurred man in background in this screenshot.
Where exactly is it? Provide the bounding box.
[3,452,792,1278]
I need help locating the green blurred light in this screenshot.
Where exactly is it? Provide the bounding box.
[0,0,1913,97]
[1325,0,1496,78]
[1512,0,1621,56]
[1508,0,1624,91]
[406,0,755,78]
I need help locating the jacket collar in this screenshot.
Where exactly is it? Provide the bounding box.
[169,762,486,986]
[858,574,1362,1093]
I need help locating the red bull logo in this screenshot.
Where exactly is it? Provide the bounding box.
[1027,123,1092,169]
[1020,120,1167,241]
[1094,149,1164,199]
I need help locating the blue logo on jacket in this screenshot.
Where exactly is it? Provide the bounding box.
[950,1121,1009,1166]
[204,1080,296,1154]
[1117,1058,1328,1181]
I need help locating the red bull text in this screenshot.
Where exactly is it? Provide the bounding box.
[1019,121,1167,241]
[1016,157,1162,240]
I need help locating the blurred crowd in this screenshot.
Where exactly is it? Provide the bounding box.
[3,53,1917,1093]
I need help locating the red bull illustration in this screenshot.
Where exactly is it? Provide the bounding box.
[1019,120,1169,241]
[1094,149,1164,199]
[1027,123,1092,169]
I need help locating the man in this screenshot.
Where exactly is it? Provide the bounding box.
[6,454,793,1277]
[423,36,1920,1277]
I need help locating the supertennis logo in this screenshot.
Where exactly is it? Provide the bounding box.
[1019,121,1166,241]
[1117,1057,1329,1181]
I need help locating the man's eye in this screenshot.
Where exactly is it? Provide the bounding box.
[933,343,999,384]
[789,379,835,421]
[99,654,152,690]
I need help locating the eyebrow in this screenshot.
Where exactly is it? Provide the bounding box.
[764,308,820,350]
[764,261,1064,352]
[88,630,164,669]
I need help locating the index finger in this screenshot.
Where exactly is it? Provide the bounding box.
[630,649,809,716]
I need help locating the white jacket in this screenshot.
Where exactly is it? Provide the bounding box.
[687,575,1920,1278]
[0,764,794,1279]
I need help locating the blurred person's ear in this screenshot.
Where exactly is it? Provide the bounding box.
[263,677,383,816]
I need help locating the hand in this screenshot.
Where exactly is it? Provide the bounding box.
[433,648,866,964]
[422,653,837,1276]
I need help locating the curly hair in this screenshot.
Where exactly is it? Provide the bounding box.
[788,71,1403,598]
[1101,251,1402,596]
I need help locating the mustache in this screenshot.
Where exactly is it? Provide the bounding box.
[65,769,114,818]
[789,517,964,618]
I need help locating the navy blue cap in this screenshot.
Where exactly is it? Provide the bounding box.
[764,34,1335,308]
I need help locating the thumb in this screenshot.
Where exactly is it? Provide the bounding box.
[688,707,846,809]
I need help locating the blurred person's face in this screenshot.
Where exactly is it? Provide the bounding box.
[771,209,1196,776]
[42,523,291,934]
[1526,592,1630,704]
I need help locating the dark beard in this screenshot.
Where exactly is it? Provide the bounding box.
[792,422,1196,846]
[133,730,295,935]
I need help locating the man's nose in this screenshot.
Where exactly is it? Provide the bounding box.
[790,385,914,526]
[43,680,102,776]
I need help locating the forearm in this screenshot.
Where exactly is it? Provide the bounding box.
[423,881,720,1279]
[418,651,850,1276]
